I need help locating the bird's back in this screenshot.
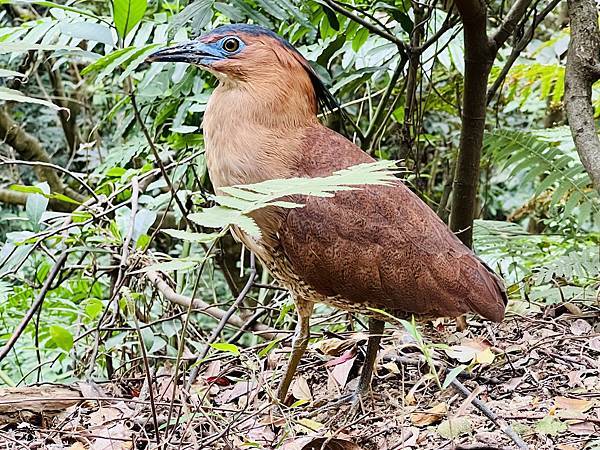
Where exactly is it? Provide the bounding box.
[275,125,507,322]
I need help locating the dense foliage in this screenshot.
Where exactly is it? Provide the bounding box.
[0,0,598,447]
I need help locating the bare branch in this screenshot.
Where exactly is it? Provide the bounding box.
[488,0,562,104]
[565,0,600,189]
[145,270,284,341]
[0,109,66,195]
[0,253,68,363]
[320,0,408,52]
[492,0,534,48]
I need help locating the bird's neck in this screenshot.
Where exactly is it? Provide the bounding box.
[203,78,319,189]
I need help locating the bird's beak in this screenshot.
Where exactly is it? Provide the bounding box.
[146,41,223,65]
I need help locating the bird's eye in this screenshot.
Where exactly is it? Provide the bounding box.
[222,37,240,53]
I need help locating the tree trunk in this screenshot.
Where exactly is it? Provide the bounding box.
[449,0,535,247]
[449,3,493,247]
[564,0,600,190]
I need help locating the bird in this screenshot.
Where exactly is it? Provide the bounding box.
[148,23,507,407]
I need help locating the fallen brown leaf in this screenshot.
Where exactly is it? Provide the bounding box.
[91,423,132,450]
[568,421,597,435]
[215,380,257,404]
[554,396,595,413]
[410,403,447,427]
[570,319,592,336]
[292,376,313,402]
[329,353,357,388]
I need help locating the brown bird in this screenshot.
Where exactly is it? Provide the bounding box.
[148,24,507,406]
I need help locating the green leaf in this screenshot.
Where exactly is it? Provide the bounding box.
[9,185,46,194]
[105,167,127,177]
[0,87,66,111]
[258,338,282,357]
[0,0,101,20]
[0,69,25,78]
[83,298,104,319]
[162,229,221,243]
[352,28,369,52]
[437,417,472,439]
[210,342,240,356]
[49,325,74,352]
[50,193,81,205]
[442,365,467,389]
[112,0,148,39]
[136,233,151,250]
[172,0,214,33]
[81,47,133,77]
[25,182,50,230]
[535,416,567,436]
[138,258,200,273]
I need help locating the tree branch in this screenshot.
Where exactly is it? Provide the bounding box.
[564,0,600,189]
[492,0,534,48]
[0,253,68,363]
[145,270,284,341]
[0,109,66,195]
[449,0,538,246]
[321,0,408,52]
[0,188,77,212]
[487,0,562,104]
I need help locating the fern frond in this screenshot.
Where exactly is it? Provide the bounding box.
[188,160,403,238]
[484,128,600,225]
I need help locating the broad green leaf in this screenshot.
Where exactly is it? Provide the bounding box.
[83,298,104,319]
[0,87,66,111]
[113,0,148,39]
[210,342,240,356]
[0,1,101,20]
[25,182,50,230]
[352,28,369,52]
[49,325,74,352]
[59,21,114,46]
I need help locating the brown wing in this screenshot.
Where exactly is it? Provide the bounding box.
[277,126,507,322]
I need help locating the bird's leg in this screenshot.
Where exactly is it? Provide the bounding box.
[277,300,314,403]
[352,318,385,409]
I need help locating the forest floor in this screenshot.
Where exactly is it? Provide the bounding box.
[0,301,598,450]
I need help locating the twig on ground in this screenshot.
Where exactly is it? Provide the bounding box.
[450,378,528,450]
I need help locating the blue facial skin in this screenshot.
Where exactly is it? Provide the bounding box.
[147,36,246,66]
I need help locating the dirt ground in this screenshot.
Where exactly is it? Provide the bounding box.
[0,301,598,449]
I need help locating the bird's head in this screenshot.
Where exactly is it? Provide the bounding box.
[147,24,337,113]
